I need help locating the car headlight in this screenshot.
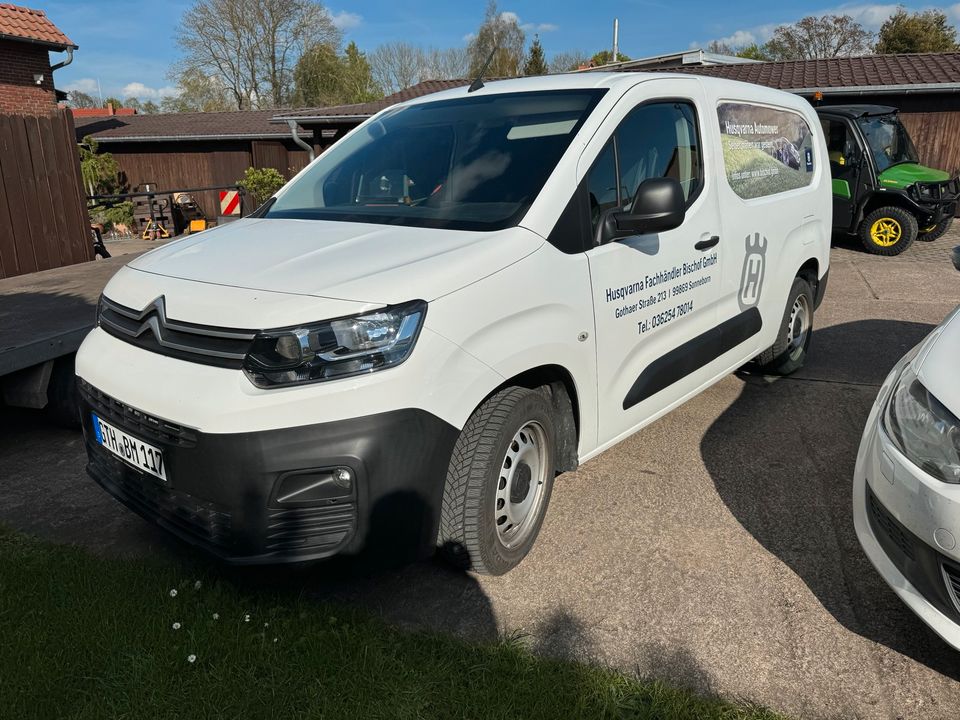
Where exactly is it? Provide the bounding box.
[883,364,960,483]
[243,300,426,388]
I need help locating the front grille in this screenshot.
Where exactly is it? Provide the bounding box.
[79,378,197,448]
[266,505,357,553]
[99,295,256,369]
[944,564,960,614]
[89,450,233,550]
[868,486,916,561]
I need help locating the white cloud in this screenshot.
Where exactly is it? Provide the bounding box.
[121,82,178,100]
[63,77,98,93]
[501,10,558,33]
[463,32,476,42]
[948,4,960,24]
[330,10,362,30]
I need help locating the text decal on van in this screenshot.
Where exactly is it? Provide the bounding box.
[718,102,815,200]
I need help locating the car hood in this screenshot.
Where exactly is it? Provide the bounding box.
[878,163,951,189]
[917,305,960,418]
[127,217,544,304]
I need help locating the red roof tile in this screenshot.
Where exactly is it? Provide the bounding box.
[0,3,75,49]
[73,109,304,142]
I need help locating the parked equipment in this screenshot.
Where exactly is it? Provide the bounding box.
[817,105,959,255]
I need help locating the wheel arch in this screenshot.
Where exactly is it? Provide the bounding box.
[487,364,581,473]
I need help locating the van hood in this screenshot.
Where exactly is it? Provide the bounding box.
[127,218,544,305]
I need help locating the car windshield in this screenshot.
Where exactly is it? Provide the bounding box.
[265,89,606,231]
[856,114,919,172]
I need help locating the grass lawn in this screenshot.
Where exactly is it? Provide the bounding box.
[0,527,786,720]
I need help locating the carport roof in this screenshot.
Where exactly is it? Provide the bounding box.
[272,79,469,123]
[618,52,960,95]
[74,110,306,143]
[0,3,76,49]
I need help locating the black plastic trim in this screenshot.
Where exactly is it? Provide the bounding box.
[814,269,829,310]
[622,307,762,410]
[81,387,460,564]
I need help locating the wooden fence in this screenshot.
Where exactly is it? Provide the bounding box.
[0,109,91,280]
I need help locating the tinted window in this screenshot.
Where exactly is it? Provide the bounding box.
[718,102,815,199]
[856,114,918,172]
[586,102,702,235]
[266,90,606,231]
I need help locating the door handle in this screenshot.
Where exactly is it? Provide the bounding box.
[695,235,720,251]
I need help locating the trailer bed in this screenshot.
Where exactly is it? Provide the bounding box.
[0,256,134,376]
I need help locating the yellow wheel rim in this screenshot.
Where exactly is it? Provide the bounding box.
[870,217,902,247]
[920,224,936,233]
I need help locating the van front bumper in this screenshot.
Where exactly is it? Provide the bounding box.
[79,379,459,564]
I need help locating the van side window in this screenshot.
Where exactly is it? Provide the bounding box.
[586,102,702,235]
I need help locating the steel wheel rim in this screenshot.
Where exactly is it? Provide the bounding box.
[870,218,901,247]
[786,293,811,361]
[494,421,549,549]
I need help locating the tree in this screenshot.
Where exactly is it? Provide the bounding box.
[67,90,97,108]
[548,50,590,73]
[78,136,120,196]
[102,96,123,109]
[161,65,234,112]
[876,8,958,54]
[369,42,469,95]
[736,43,772,60]
[467,1,526,78]
[523,35,548,76]
[174,0,340,110]
[763,15,873,60]
[141,100,160,114]
[292,41,380,107]
[590,49,631,66]
[123,97,143,112]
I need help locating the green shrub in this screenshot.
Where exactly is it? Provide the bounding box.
[237,167,286,208]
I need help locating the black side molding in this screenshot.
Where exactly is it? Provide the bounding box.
[622,307,763,410]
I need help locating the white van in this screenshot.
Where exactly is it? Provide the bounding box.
[77,73,831,574]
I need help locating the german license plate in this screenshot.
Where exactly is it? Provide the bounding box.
[91,412,167,481]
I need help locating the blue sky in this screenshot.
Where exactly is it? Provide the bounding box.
[48,1,960,102]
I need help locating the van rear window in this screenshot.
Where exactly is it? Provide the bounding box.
[717,102,815,200]
[266,89,606,231]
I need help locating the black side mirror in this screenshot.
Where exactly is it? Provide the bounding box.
[601,177,685,243]
[952,245,960,272]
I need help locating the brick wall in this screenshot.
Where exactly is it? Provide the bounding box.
[0,39,56,115]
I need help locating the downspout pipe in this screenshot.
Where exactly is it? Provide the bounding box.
[50,47,74,72]
[287,119,315,162]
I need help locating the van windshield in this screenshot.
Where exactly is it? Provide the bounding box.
[265,89,606,231]
[856,113,919,172]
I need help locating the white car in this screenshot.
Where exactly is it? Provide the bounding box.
[854,287,960,650]
[77,73,831,573]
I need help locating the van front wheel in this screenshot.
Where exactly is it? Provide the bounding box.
[438,387,557,575]
[755,276,814,376]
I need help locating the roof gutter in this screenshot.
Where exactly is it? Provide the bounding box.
[50,46,73,72]
[286,119,314,161]
[273,114,371,124]
[0,32,76,50]
[88,133,294,143]
[789,82,960,96]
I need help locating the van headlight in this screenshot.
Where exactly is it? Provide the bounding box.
[883,364,960,483]
[244,300,426,388]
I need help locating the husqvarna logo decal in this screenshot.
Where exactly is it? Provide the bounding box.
[738,233,766,311]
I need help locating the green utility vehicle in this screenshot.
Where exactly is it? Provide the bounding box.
[816,105,959,255]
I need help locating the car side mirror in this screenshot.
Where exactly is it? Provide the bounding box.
[601,177,685,243]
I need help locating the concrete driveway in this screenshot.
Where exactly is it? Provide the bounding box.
[2,227,960,719]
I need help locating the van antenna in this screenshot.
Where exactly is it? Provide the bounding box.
[468,46,498,93]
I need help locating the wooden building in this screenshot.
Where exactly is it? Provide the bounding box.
[0,3,90,280]
[73,111,318,219]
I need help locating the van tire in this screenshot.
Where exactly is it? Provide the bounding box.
[438,386,556,575]
[859,206,917,255]
[755,277,814,376]
[918,217,953,242]
[45,355,80,428]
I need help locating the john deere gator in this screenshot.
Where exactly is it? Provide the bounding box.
[817,105,959,255]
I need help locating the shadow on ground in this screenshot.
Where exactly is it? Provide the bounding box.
[703,318,960,678]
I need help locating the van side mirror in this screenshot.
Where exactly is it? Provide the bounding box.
[601,177,685,243]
